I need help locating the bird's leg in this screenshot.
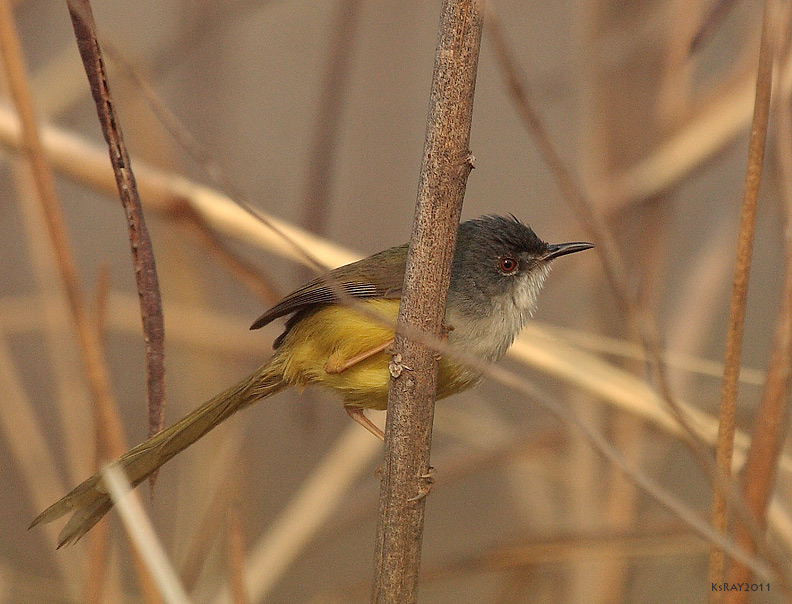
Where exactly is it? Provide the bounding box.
[324,339,395,375]
[345,405,385,442]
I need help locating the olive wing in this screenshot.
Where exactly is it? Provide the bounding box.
[249,244,408,331]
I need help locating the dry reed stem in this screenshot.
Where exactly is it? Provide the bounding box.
[0,291,271,357]
[84,266,113,604]
[300,0,361,237]
[600,45,792,211]
[709,0,776,591]
[542,322,766,386]
[0,4,164,599]
[0,339,83,596]
[102,465,193,604]
[179,440,245,592]
[305,529,707,603]
[2,68,788,591]
[13,163,94,486]
[722,4,792,596]
[211,424,381,604]
[0,0,130,472]
[0,104,356,267]
[228,505,251,604]
[66,0,166,441]
[487,2,787,586]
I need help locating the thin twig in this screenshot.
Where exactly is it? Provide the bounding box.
[66,0,166,442]
[708,0,776,592]
[0,0,125,447]
[373,2,482,602]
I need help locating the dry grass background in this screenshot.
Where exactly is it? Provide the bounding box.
[0,0,791,603]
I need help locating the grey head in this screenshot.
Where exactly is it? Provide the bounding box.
[446,215,592,361]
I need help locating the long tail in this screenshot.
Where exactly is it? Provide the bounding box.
[30,361,287,547]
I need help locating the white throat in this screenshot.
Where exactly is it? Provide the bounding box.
[447,264,551,362]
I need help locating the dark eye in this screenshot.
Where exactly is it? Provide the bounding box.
[499,256,519,273]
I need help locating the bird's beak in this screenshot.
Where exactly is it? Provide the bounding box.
[542,241,594,261]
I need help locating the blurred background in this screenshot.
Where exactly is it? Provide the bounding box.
[0,0,790,602]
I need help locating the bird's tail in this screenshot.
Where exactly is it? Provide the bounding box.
[30,362,287,547]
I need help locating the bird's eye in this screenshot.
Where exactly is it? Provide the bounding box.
[499,256,519,273]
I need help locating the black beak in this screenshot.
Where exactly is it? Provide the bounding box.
[543,241,594,261]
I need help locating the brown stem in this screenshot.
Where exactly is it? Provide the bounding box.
[66,0,166,441]
[484,2,787,586]
[709,0,776,594]
[372,2,483,602]
[0,1,160,601]
[723,3,792,599]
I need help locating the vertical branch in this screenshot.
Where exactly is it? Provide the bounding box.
[0,2,162,601]
[66,0,166,441]
[373,2,483,603]
[723,3,792,597]
[708,0,776,592]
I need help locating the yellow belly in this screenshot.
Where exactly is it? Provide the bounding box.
[269,299,481,410]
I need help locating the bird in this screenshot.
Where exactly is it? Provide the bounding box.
[30,214,592,547]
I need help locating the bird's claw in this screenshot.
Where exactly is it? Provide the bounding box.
[407,466,436,503]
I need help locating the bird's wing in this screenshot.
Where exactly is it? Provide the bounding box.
[249,244,408,331]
